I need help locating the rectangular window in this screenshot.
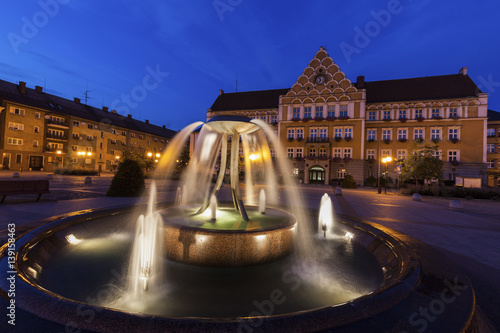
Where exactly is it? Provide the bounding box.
[87,135,93,141]
[487,128,495,137]
[383,110,391,120]
[304,107,312,118]
[270,149,276,158]
[110,139,116,144]
[271,115,277,123]
[73,133,80,139]
[448,150,459,162]
[292,168,299,176]
[344,128,352,138]
[367,129,376,141]
[10,108,25,116]
[287,128,295,139]
[431,128,441,140]
[337,169,346,179]
[309,148,316,156]
[131,133,136,138]
[448,128,460,140]
[73,120,80,127]
[139,144,143,149]
[449,108,458,117]
[398,128,408,140]
[367,149,376,159]
[260,116,267,122]
[432,150,442,160]
[368,111,376,121]
[414,128,424,140]
[315,106,323,118]
[35,112,40,119]
[397,149,408,160]
[8,122,24,131]
[327,105,335,118]
[88,124,94,129]
[293,107,300,119]
[432,108,440,118]
[310,128,318,139]
[33,140,39,148]
[382,129,392,141]
[339,105,348,117]
[86,147,92,152]
[343,148,352,158]
[333,148,342,158]
[487,144,495,153]
[415,109,423,119]
[139,134,144,139]
[296,148,303,158]
[381,149,392,158]
[296,128,304,139]
[399,110,407,119]
[71,145,77,151]
[334,128,342,138]
[34,126,39,133]
[15,154,22,164]
[487,160,495,168]
[319,128,327,138]
[48,129,64,138]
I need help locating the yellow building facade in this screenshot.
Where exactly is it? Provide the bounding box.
[487,110,500,186]
[207,47,490,185]
[0,81,176,172]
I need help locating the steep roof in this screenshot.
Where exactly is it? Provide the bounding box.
[359,74,480,104]
[209,88,290,112]
[0,79,177,139]
[488,109,500,121]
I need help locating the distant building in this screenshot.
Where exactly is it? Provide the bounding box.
[487,109,500,186]
[0,79,177,172]
[208,47,490,185]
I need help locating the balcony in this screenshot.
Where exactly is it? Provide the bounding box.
[306,137,329,143]
[47,119,69,128]
[46,133,68,140]
[45,146,66,153]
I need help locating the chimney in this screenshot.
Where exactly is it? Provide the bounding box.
[74,97,81,104]
[162,125,166,129]
[102,106,108,112]
[18,81,26,94]
[111,110,118,115]
[145,119,149,124]
[219,89,224,96]
[459,67,468,76]
[356,75,365,89]
[35,86,43,93]
[127,114,132,119]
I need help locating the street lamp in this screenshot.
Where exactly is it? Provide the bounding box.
[147,152,153,157]
[382,156,392,194]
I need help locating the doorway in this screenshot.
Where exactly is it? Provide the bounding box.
[309,166,325,184]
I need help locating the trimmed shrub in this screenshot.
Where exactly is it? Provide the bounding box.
[341,175,357,189]
[106,159,145,197]
[54,167,98,176]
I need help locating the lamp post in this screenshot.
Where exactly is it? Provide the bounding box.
[382,156,392,194]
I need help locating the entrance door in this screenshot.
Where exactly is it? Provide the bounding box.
[29,156,43,170]
[309,166,325,184]
[2,153,11,170]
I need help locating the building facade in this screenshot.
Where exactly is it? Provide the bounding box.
[0,80,176,172]
[207,47,490,186]
[487,109,500,186]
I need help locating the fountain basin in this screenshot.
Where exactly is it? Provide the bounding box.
[162,206,296,267]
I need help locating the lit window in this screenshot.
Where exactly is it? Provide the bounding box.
[339,105,348,117]
[367,129,376,141]
[304,107,312,118]
[366,149,376,159]
[327,105,335,118]
[368,111,376,121]
[315,106,323,118]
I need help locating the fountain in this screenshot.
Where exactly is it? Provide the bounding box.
[0,115,478,332]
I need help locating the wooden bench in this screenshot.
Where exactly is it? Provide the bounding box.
[0,180,50,203]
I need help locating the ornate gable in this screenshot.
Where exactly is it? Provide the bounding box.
[286,47,358,103]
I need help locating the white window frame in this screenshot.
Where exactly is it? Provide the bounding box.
[487,144,495,153]
[397,149,408,160]
[447,150,460,162]
[7,138,23,145]
[367,129,377,141]
[366,149,376,159]
[414,127,424,140]
[382,129,392,141]
[448,127,460,140]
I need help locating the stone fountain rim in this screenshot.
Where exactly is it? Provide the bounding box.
[160,204,297,234]
[6,204,423,332]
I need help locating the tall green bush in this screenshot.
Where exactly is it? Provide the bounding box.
[341,174,357,189]
[106,159,145,197]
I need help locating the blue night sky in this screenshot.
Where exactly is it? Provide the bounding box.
[1,0,499,131]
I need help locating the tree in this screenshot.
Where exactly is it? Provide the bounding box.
[121,150,153,172]
[175,146,190,178]
[399,144,444,186]
[106,159,145,197]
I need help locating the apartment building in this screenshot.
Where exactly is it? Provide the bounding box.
[0,79,177,172]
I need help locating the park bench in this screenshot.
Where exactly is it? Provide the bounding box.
[0,180,50,203]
